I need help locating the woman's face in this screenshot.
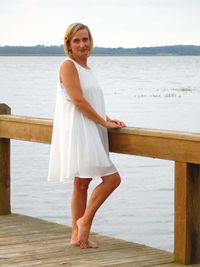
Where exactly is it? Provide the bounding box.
[68,28,91,58]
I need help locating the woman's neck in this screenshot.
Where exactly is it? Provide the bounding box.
[70,55,88,68]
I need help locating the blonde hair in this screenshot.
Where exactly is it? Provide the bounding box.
[64,23,93,56]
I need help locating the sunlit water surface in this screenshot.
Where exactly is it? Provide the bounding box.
[1,56,200,252]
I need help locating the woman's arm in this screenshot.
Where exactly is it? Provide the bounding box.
[60,60,122,129]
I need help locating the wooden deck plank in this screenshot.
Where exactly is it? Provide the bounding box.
[0,252,173,267]
[110,263,200,267]
[0,213,196,267]
[153,264,200,267]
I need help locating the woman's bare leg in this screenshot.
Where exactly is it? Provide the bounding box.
[71,177,92,243]
[77,172,121,248]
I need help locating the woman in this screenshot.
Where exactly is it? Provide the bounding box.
[48,23,125,249]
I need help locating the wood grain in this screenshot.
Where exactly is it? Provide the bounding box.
[1,105,200,265]
[174,162,200,264]
[1,114,200,163]
[0,104,11,215]
[0,214,176,267]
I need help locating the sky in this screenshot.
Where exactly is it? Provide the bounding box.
[0,0,199,48]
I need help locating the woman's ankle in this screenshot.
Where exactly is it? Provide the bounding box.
[77,216,90,225]
[71,227,78,240]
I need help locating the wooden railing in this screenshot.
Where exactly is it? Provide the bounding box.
[0,103,200,265]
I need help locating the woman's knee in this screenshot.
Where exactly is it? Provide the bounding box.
[74,177,92,191]
[113,173,121,188]
[104,173,121,189]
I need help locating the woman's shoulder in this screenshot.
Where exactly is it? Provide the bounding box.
[59,58,79,85]
[61,57,75,65]
[60,57,77,72]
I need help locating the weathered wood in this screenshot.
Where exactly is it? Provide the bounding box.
[0,103,11,115]
[108,130,200,164]
[0,115,52,144]
[154,264,200,267]
[1,108,200,264]
[107,262,200,267]
[1,114,200,164]
[0,104,11,215]
[0,214,176,267]
[174,162,200,264]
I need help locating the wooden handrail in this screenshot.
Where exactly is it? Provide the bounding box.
[0,104,200,265]
[1,114,200,164]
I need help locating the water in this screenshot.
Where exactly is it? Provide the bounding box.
[0,56,200,252]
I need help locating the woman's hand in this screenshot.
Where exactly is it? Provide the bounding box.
[104,117,126,129]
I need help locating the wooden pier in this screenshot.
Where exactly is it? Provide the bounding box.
[1,103,200,266]
[0,213,197,267]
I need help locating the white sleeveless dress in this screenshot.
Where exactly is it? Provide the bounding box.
[48,58,117,182]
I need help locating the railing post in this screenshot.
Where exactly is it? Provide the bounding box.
[174,161,200,264]
[0,103,11,215]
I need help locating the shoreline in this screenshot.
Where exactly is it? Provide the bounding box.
[0,54,200,56]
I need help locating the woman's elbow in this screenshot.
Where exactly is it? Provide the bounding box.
[72,98,85,109]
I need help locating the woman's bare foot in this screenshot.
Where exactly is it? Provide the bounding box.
[76,218,98,249]
[77,217,90,243]
[70,239,98,248]
[80,240,99,249]
[70,239,80,246]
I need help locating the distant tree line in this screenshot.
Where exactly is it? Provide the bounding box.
[0,45,63,56]
[94,45,200,56]
[0,45,200,56]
